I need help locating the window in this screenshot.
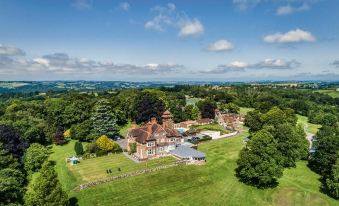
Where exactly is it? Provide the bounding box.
[147,141,155,147]
[147,149,155,155]
[170,138,175,142]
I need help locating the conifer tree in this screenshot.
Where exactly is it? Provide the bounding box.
[91,99,117,137]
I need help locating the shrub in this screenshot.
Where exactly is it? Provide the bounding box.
[74,141,84,156]
[96,135,120,152]
[85,142,97,154]
[95,150,107,157]
[129,143,137,154]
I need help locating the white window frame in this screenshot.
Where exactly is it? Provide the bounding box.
[147,141,155,147]
[147,149,155,155]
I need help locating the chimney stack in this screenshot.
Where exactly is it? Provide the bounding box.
[131,121,138,129]
[162,110,173,129]
[150,117,157,124]
[146,121,153,134]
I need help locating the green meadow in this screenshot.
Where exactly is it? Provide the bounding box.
[51,130,337,206]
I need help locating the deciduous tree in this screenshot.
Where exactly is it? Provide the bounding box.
[236,130,283,188]
[24,161,68,206]
[24,143,49,174]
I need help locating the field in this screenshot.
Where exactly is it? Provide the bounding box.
[314,89,339,98]
[297,115,321,134]
[68,154,175,183]
[0,82,30,88]
[51,131,338,206]
[186,97,202,105]
[50,141,176,186]
[192,123,229,134]
[118,121,131,137]
[240,107,254,115]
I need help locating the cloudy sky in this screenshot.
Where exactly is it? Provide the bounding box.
[0,0,338,81]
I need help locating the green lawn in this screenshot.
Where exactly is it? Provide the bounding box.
[50,141,176,187]
[297,115,321,134]
[51,132,338,206]
[68,153,176,183]
[118,121,131,137]
[192,123,229,134]
[314,89,339,98]
[240,107,254,115]
[186,97,202,105]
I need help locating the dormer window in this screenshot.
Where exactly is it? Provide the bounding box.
[147,141,155,147]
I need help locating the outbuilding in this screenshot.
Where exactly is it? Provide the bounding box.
[170,146,206,164]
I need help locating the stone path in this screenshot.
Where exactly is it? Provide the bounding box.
[304,125,314,149]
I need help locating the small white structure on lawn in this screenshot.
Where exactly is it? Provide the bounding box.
[69,156,79,165]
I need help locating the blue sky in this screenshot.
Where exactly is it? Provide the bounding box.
[0,0,338,81]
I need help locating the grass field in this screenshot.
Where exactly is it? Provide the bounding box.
[297,115,321,134]
[0,82,30,88]
[51,131,337,206]
[68,153,176,183]
[118,121,131,137]
[186,97,202,105]
[314,89,339,98]
[240,107,254,115]
[192,123,229,134]
[50,141,176,185]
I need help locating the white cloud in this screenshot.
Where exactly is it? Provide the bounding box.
[233,0,261,10]
[230,61,248,68]
[178,19,204,37]
[145,3,204,38]
[72,0,92,10]
[276,5,294,15]
[331,60,339,68]
[264,29,316,43]
[233,0,319,15]
[119,2,130,11]
[0,45,25,56]
[203,59,300,74]
[276,3,310,16]
[252,58,300,69]
[0,47,184,75]
[206,40,234,52]
[144,3,176,31]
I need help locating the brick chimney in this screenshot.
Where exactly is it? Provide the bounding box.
[146,121,153,134]
[150,117,157,124]
[131,121,138,129]
[162,110,173,129]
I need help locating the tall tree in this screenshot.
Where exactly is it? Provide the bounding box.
[70,119,93,141]
[24,161,68,206]
[91,99,117,137]
[132,91,166,124]
[244,110,263,133]
[197,100,217,119]
[24,143,49,174]
[309,125,339,176]
[0,125,27,158]
[236,130,283,188]
[324,158,339,199]
[0,168,25,205]
[273,124,309,167]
